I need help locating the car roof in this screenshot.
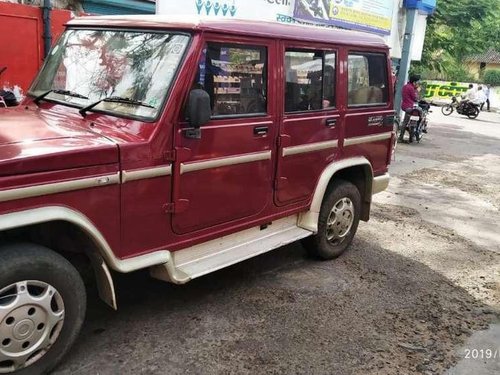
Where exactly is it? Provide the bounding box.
[67,15,388,49]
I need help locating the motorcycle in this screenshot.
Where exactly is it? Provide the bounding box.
[441,96,479,119]
[0,67,19,108]
[400,100,430,144]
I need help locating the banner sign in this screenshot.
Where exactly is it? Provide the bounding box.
[157,0,294,22]
[423,81,469,99]
[423,81,499,109]
[157,1,394,35]
[157,1,340,27]
[293,0,394,35]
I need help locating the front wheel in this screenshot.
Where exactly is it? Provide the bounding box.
[302,180,361,260]
[0,244,86,375]
[441,105,453,116]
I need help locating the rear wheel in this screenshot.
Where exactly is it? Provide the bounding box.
[467,106,480,119]
[408,125,416,143]
[0,244,86,375]
[415,123,423,142]
[302,180,361,260]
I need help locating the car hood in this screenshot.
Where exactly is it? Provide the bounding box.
[0,107,118,177]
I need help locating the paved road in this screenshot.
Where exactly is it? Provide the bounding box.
[53,109,500,375]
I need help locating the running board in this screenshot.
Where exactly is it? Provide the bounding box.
[150,215,312,284]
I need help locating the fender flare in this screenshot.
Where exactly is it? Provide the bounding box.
[298,157,373,233]
[0,206,171,309]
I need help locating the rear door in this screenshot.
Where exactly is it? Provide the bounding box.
[275,42,340,206]
[172,35,277,234]
[343,51,394,175]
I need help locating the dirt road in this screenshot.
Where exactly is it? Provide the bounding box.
[54,109,500,375]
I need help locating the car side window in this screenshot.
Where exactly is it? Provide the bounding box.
[348,53,388,106]
[192,43,267,117]
[285,50,336,113]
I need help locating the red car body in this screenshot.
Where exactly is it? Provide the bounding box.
[0,16,394,373]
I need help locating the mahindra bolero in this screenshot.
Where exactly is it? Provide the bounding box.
[0,16,393,373]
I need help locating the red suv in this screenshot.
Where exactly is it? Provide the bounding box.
[0,16,393,373]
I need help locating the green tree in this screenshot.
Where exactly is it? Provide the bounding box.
[413,0,500,80]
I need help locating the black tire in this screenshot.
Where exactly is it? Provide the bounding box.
[467,106,479,119]
[0,244,86,375]
[302,180,361,260]
[441,104,453,116]
[408,125,415,143]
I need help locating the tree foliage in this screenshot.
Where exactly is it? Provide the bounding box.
[483,70,500,86]
[413,0,500,81]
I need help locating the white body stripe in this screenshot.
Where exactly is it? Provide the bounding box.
[121,165,172,183]
[344,132,392,147]
[0,172,120,203]
[282,140,338,157]
[180,150,271,175]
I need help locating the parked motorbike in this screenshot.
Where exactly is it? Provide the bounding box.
[401,100,430,144]
[441,96,479,119]
[0,67,19,107]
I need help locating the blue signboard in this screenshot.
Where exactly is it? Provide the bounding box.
[404,0,436,15]
[83,0,155,15]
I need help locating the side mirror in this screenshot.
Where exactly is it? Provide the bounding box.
[185,89,211,139]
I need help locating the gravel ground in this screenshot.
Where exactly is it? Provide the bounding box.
[53,109,500,375]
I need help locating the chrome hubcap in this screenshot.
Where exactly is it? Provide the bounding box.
[0,281,64,373]
[326,198,354,245]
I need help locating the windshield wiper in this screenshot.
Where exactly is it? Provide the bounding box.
[33,89,89,105]
[79,96,156,117]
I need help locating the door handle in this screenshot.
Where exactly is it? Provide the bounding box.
[254,126,269,136]
[325,118,337,127]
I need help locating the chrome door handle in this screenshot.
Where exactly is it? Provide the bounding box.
[325,119,337,127]
[254,126,268,136]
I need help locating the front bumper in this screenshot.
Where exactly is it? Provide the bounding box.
[372,173,390,195]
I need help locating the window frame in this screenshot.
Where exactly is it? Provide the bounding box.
[194,41,269,120]
[347,51,390,109]
[283,48,338,115]
[28,27,193,123]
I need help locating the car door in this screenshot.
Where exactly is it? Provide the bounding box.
[275,42,341,206]
[343,51,394,175]
[171,35,277,235]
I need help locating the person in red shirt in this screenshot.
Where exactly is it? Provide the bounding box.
[398,75,422,142]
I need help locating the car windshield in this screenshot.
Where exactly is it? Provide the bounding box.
[30,29,190,120]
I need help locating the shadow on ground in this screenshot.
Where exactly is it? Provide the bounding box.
[53,232,498,375]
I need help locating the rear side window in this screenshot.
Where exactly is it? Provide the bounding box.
[193,43,267,117]
[285,50,336,112]
[348,53,388,106]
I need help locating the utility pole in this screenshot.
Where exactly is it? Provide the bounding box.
[395,0,436,114]
[394,8,417,116]
[42,0,52,58]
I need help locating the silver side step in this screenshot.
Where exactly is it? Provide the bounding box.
[150,215,313,284]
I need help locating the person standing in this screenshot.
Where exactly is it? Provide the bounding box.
[398,75,422,142]
[483,84,491,111]
[476,85,487,109]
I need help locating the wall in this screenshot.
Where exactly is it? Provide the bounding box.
[0,0,83,11]
[466,62,500,80]
[0,2,72,93]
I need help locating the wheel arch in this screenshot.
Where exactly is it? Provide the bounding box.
[0,206,170,309]
[298,157,373,233]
